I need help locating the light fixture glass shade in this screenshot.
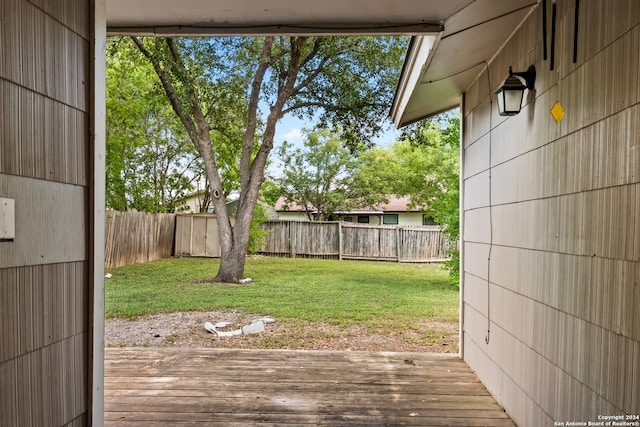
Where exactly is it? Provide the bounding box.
[495,75,526,116]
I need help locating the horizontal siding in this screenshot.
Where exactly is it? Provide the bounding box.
[0,0,91,425]
[461,0,640,425]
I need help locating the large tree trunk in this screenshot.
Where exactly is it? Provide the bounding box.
[214,163,263,281]
[215,237,248,282]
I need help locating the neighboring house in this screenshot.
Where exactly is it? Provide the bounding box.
[175,193,278,219]
[175,190,213,213]
[274,195,434,226]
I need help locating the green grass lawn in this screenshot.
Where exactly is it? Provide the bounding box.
[105,257,459,332]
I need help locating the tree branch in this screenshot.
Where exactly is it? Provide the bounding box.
[130,37,200,144]
[291,57,327,96]
[240,37,273,191]
[281,99,386,116]
[165,38,211,139]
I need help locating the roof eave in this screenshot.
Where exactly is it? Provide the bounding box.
[390,35,440,128]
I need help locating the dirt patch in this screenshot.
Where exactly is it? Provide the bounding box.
[105,310,459,353]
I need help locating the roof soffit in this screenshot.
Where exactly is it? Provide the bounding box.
[392,0,539,127]
[106,0,472,35]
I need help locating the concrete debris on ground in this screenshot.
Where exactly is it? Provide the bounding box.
[204,317,275,337]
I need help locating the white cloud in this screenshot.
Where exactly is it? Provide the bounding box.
[281,127,304,145]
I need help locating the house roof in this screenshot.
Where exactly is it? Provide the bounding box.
[275,195,424,214]
[390,0,538,127]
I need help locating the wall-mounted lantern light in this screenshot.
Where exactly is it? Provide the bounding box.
[495,65,536,116]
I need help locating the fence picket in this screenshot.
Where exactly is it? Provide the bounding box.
[258,221,452,262]
[104,211,176,268]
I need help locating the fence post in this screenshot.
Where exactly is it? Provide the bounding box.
[338,221,343,260]
[289,222,296,258]
[189,215,194,255]
[396,226,401,262]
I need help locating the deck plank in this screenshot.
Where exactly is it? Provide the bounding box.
[104,348,515,426]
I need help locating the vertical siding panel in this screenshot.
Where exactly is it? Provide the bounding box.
[31,265,45,350]
[42,264,54,346]
[15,354,33,426]
[65,107,77,184]
[63,263,73,339]
[54,264,66,344]
[1,82,20,175]
[20,3,36,90]
[77,38,89,112]
[63,337,75,421]
[18,266,34,354]
[77,262,88,335]
[75,111,86,185]
[44,97,55,180]
[0,359,18,426]
[631,340,640,409]
[75,333,88,416]
[33,91,47,180]
[31,348,47,426]
[34,4,48,95]
[0,269,19,363]
[48,341,62,426]
[634,261,640,342]
[20,89,36,177]
[0,0,23,82]
[0,82,3,170]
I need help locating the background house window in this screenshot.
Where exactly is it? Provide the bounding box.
[343,216,354,222]
[423,216,436,225]
[383,214,399,225]
[358,216,370,224]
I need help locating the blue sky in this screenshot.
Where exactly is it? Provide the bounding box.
[268,113,401,178]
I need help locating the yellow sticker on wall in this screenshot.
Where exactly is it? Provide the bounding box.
[551,101,565,123]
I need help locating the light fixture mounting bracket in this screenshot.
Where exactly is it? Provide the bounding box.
[509,65,536,91]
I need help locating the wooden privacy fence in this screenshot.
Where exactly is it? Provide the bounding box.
[258,220,453,262]
[104,210,176,268]
[105,214,452,266]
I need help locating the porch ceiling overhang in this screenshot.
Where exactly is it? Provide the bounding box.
[390,0,539,127]
[105,0,473,36]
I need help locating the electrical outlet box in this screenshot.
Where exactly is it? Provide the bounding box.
[0,198,15,241]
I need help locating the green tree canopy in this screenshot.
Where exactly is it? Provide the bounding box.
[351,111,460,282]
[399,112,460,282]
[276,128,389,221]
[106,38,201,212]
[106,37,252,213]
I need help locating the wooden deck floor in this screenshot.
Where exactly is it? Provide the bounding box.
[104,348,515,426]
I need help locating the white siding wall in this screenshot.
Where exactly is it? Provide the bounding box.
[0,0,93,425]
[462,1,640,425]
[277,211,310,221]
[397,212,424,226]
